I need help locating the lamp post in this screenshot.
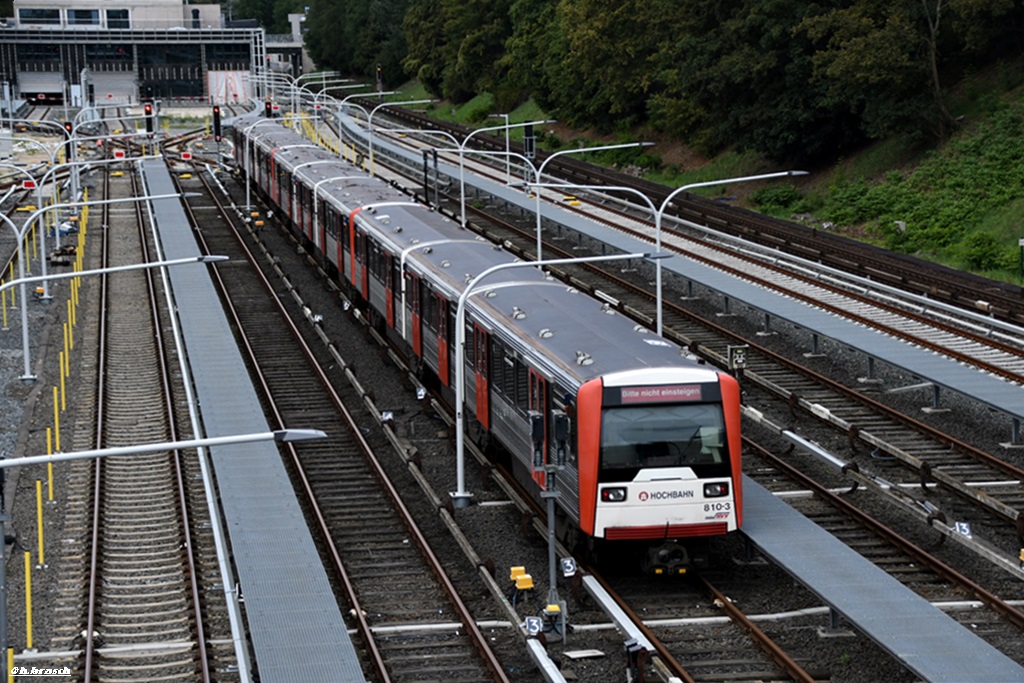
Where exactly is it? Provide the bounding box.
[0,199,199,382]
[487,113,511,184]
[333,91,397,162]
[517,170,807,335]
[653,171,807,333]
[35,150,161,297]
[530,142,653,261]
[456,119,552,228]
[451,250,666,508]
[0,427,325,660]
[367,98,435,175]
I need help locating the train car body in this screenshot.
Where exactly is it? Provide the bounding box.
[233,116,743,572]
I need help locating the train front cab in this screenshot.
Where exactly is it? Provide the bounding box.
[576,370,743,573]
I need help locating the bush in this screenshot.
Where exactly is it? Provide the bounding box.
[750,185,802,212]
[959,232,1012,271]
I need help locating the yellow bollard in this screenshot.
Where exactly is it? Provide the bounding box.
[63,323,69,377]
[47,428,54,502]
[7,648,12,683]
[59,354,66,412]
[36,480,44,566]
[24,552,33,649]
[47,464,54,502]
[52,386,61,452]
[2,287,7,329]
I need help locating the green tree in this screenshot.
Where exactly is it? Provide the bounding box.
[402,0,512,102]
[646,0,861,162]
[305,0,407,83]
[798,0,1020,142]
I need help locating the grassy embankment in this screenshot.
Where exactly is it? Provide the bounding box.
[396,68,1024,284]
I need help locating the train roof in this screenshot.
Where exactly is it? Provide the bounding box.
[239,120,719,388]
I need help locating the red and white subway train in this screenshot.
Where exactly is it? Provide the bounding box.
[233,116,743,572]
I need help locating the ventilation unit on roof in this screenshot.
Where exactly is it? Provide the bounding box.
[633,325,648,334]
[539,329,553,338]
[441,260,451,268]
[600,303,615,315]
[575,351,593,366]
[485,290,497,298]
[422,247,433,254]
[512,307,526,320]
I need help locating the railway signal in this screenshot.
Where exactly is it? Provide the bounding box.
[143,102,154,138]
[265,100,272,118]
[62,120,73,160]
[213,105,222,141]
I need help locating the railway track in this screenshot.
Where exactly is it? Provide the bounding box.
[40,163,226,680]
[361,102,1024,327]
[176,163,509,682]
[318,117,1024,669]
[228,135,937,683]
[352,125,1024,558]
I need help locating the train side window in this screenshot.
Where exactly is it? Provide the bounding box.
[409,273,420,314]
[489,339,504,394]
[502,353,515,401]
[437,297,448,342]
[325,208,336,239]
[465,323,475,368]
[423,284,437,331]
[515,360,529,412]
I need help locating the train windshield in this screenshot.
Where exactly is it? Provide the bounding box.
[600,403,730,475]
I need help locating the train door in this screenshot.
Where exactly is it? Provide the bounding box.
[290,178,300,232]
[529,370,548,488]
[473,325,489,428]
[359,232,369,298]
[347,212,358,287]
[384,253,395,328]
[437,296,449,386]
[409,273,422,356]
[316,198,326,253]
[304,185,314,243]
[269,149,279,201]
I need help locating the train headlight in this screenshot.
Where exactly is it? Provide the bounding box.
[601,487,627,503]
[703,482,729,498]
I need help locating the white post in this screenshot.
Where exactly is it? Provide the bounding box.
[367,97,432,175]
[532,142,652,260]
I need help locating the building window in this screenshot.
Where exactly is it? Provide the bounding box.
[18,8,61,25]
[67,9,100,25]
[106,9,129,29]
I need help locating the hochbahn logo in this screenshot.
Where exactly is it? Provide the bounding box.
[10,666,71,676]
[639,490,694,501]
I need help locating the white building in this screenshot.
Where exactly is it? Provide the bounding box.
[0,0,305,104]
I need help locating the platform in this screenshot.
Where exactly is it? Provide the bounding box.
[742,476,1024,682]
[141,157,364,683]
